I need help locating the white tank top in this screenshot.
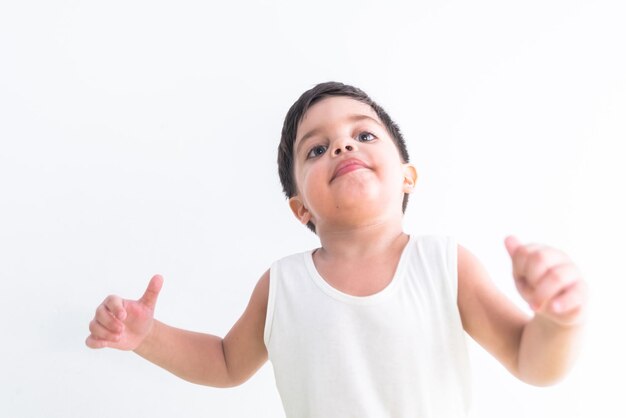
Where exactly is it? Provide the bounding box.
[264,235,471,418]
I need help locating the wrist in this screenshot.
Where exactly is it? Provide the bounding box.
[533,308,587,330]
[528,312,586,345]
[133,319,160,356]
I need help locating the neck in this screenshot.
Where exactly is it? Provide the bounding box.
[316,219,408,261]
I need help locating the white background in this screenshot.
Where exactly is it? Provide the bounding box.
[1,1,624,417]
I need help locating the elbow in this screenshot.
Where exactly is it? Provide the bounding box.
[519,374,565,387]
[514,365,570,387]
[193,377,241,389]
[224,368,260,388]
[213,380,242,389]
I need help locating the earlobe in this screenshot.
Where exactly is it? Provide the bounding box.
[289,196,312,225]
[402,164,418,193]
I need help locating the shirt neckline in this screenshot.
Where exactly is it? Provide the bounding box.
[303,234,413,305]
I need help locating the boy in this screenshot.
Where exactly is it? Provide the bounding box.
[86,82,588,417]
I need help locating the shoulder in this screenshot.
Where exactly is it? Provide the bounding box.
[456,242,516,319]
[266,248,315,285]
[272,247,314,264]
[409,234,457,267]
[409,234,455,252]
[249,269,270,312]
[457,242,485,287]
[247,250,308,311]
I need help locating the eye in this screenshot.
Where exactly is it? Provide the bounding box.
[306,145,328,159]
[357,131,376,142]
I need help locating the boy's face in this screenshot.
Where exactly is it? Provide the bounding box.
[289,96,417,233]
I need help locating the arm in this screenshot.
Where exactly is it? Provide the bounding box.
[86,271,270,388]
[515,311,585,386]
[457,237,588,386]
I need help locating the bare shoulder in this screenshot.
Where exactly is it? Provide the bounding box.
[250,269,270,313]
[230,270,270,336]
[457,243,530,375]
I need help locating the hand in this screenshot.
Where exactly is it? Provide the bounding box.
[86,274,164,350]
[505,236,588,327]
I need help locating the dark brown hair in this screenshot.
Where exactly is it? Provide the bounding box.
[278,81,410,233]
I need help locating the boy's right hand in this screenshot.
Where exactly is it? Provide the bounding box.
[86,274,164,351]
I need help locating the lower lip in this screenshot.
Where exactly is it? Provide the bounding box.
[333,164,367,180]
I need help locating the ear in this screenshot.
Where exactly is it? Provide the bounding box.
[402,163,418,194]
[289,195,312,225]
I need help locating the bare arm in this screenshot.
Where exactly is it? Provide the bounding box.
[457,244,529,377]
[516,313,585,386]
[504,236,588,385]
[133,321,234,387]
[86,271,270,388]
[457,238,588,386]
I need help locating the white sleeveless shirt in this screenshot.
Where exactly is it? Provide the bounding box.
[264,235,471,418]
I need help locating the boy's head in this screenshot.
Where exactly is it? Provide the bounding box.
[277,81,415,234]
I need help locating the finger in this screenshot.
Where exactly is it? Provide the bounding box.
[513,246,568,288]
[525,248,572,288]
[89,319,122,343]
[531,263,581,311]
[85,335,110,349]
[513,273,534,304]
[506,238,542,279]
[95,304,124,333]
[549,280,588,315]
[504,235,523,258]
[139,274,164,310]
[505,236,544,261]
[103,295,127,321]
[508,242,553,306]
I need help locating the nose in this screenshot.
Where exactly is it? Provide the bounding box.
[332,139,357,156]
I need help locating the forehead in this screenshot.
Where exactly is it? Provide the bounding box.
[295,96,381,143]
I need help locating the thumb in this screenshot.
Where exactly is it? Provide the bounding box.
[139,274,164,310]
[504,235,522,258]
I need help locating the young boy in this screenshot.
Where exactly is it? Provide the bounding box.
[86,82,588,417]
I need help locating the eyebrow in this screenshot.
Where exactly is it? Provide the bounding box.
[295,114,383,155]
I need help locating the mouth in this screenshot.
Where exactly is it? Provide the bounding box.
[331,158,369,182]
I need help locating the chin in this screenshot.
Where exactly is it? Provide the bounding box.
[330,192,395,222]
[321,177,404,218]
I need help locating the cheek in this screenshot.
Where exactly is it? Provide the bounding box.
[377,149,402,175]
[293,166,322,210]
[300,162,326,188]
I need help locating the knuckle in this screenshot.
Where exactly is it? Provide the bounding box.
[104,294,120,307]
[96,305,110,322]
[531,251,548,267]
[546,268,564,285]
[96,303,106,315]
[533,287,547,303]
[89,320,98,334]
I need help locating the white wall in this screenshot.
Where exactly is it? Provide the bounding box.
[1,1,624,417]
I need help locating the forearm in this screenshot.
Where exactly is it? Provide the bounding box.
[134,320,234,388]
[516,314,585,386]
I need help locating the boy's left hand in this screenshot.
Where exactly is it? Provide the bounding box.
[505,235,588,327]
